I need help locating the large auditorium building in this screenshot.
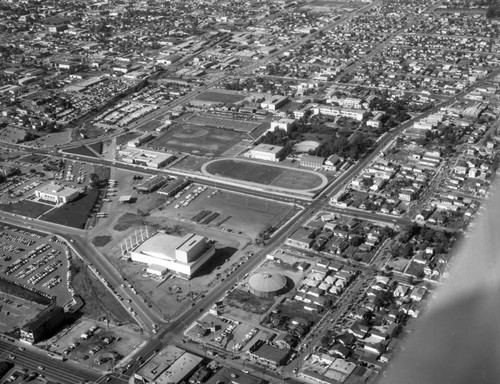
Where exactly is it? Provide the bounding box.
[130,232,215,280]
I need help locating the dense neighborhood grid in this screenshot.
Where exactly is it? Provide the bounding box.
[0,1,500,384]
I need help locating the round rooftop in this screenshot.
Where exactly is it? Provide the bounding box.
[248,272,287,293]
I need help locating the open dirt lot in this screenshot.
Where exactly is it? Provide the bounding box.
[153,188,295,240]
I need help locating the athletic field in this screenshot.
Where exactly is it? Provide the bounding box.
[204,159,326,191]
[148,124,246,157]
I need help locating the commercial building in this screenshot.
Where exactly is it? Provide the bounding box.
[119,147,175,168]
[135,345,195,383]
[248,144,284,162]
[20,306,67,344]
[136,175,168,193]
[157,178,190,197]
[35,183,80,204]
[206,367,263,384]
[248,341,291,367]
[130,232,216,279]
[286,228,315,249]
[155,352,203,384]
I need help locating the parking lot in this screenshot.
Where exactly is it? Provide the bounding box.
[1,366,49,384]
[0,223,73,307]
[52,160,91,186]
[45,318,145,370]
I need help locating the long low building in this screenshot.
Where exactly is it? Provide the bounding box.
[135,345,203,384]
[312,105,366,121]
[119,147,175,168]
[130,232,215,279]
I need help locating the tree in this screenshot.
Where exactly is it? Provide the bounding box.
[349,236,364,247]
[399,223,420,243]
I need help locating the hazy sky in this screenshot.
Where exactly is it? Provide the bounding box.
[380,184,500,384]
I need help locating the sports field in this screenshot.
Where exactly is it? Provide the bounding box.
[204,159,326,191]
[194,91,246,104]
[148,124,246,157]
[185,114,261,133]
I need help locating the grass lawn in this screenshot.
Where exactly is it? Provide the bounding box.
[63,145,98,158]
[194,91,246,104]
[171,155,208,172]
[92,235,112,247]
[79,124,107,139]
[137,119,163,132]
[116,132,142,146]
[88,141,103,154]
[353,251,373,264]
[387,258,409,273]
[20,154,47,164]
[405,260,425,278]
[207,159,283,184]
[0,200,53,218]
[41,189,99,229]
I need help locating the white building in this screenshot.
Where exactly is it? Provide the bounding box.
[35,184,80,204]
[367,112,385,129]
[269,118,296,133]
[261,95,289,110]
[312,105,366,121]
[119,147,175,168]
[248,144,284,162]
[127,132,154,147]
[130,233,215,279]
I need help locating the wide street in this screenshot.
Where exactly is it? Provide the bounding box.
[0,87,455,383]
[0,338,103,384]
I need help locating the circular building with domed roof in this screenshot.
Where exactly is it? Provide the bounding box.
[248,272,288,298]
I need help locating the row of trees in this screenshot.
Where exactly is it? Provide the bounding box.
[259,121,374,160]
[391,223,457,259]
[311,132,373,160]
[486,0,500,18]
